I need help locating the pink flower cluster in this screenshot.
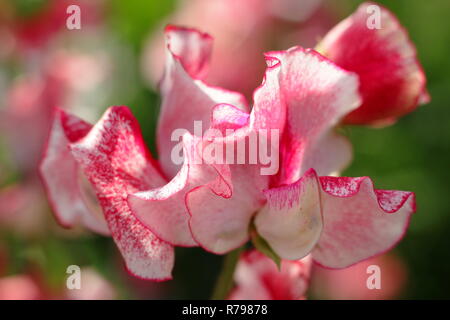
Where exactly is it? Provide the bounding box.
[40,2,427,298]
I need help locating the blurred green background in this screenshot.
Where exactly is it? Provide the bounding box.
[1,0,449,299]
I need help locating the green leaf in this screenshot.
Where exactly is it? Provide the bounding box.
[251,229,282,270]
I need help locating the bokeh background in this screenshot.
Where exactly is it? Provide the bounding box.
[0,0,449,299]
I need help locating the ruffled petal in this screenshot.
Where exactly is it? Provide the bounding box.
[70,106,174,280]
[39,108,109,235]
[254,169,322,260]
[313,176,415,268]
[187,164,266,254]
[318,2,428,125]
[265,47,361,183]
[158,25,248,179]
[128,133,231,247]
[229,250,312,300]
[186,99,272,254]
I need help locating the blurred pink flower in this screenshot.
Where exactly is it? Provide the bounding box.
[0,268,116,300]
[65,268,116,300]
[311,253,407,300]
[0,0,103,54]
[0,275,42,300]
[1,65,64,174]
[230,250,311,300]
[0,49,109,175]
[41,25,416,281]
[0,247,116,300]
[0,181,47,234]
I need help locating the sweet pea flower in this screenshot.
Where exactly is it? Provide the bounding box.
[40,25,416,281]
[0,0,103,54]
[229,250,312,300]
[145,1,428,126]
[316,2,429,125]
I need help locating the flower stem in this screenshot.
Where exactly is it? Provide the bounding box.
[211,247,244,300]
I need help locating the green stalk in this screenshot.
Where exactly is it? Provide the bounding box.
[211,247,244,300]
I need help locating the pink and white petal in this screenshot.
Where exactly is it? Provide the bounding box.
[128,158,195,247]
[266,47,361,185]
[313,176,415,268]
[158,26,248,179]
[187,164,267,254]
[255,169,322,260]
[230,250,312,300]
[128,133,232,247]
[318,2,428,125]
[211,104,250,132]
[185,69,289,254]
[70,106,174,280]
[249,55,285,132]
[301,131,353,176]
[163,25,213,80]
[39,108,110,235]
[187,109,276,254]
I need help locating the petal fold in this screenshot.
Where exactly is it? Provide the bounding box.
[186,108,271,254]
[40,108,109,235]
[187,162,267,254]
[128,133,231,247]
[265,47,361,182]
